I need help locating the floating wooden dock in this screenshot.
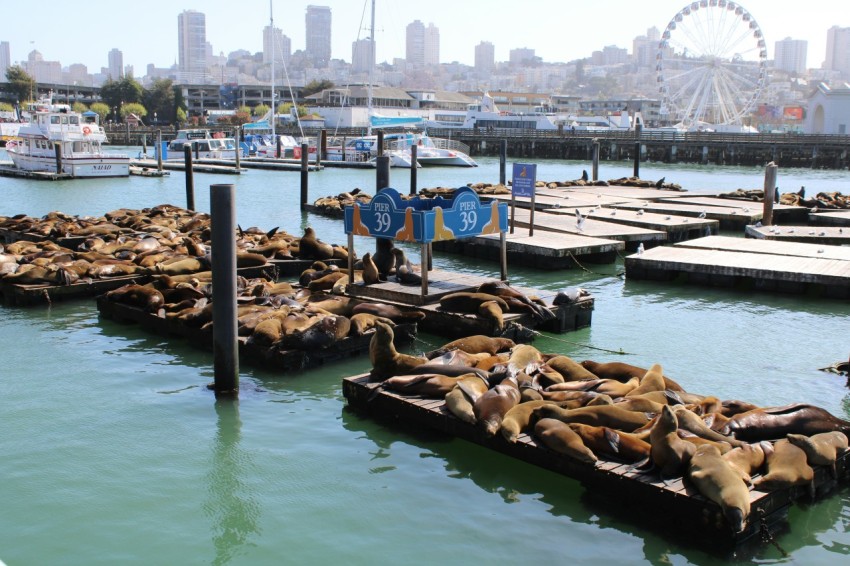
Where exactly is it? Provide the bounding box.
[745,225,850,246]
[810,210,850,226]
[658,196,809,225]
[625,235,850,298]
[612,200,763,231]
[342,373,850,547]
[129,165,169,177]
[0,164,73,181]
[433,231,624,269]
[544,206,718,243]
[129,159,244,175]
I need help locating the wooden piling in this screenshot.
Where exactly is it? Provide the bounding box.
[156,130,163,172]
[54,143,63,174]
[209,183,239,396]
[499,140,507,185]
[592,140,600,181]
[300,142,309,210]
[410,144,418,196]
[376,156,390,192]
[762,162,778,226]
[183,145,195,211]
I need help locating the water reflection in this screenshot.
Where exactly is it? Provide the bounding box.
[204,400,261,566]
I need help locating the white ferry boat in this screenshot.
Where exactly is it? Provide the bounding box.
[6,98,129,177]
[165,129,243,160]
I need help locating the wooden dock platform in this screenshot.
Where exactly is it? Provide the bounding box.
[745,225,850,246]
[611,200,762,231]
[433,231,624,269]
[544,206,718,243]
[342,373,850,547]
[130,159,244,175]
[0,164,73,180]
[810,210,850,226]
[658,196,809,224]
[625,236,850,298]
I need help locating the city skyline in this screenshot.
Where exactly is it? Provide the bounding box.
[2,0,845,80]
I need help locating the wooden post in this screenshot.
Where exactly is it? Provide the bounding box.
[377,131,384,157]
[420,242,429,297]
[320,129,327,160]
[142,134,147,157]
[234,127,241,171]
[500,230,507,281]
[499,140,507,185]
[156,130,163,172]
[183,145,195,211]
[409,144,418,196]
[194,141,200,160]
[633,141,640,178]
[210,183,239,396]
[276,135,282,158]
[376,156,390,192]
[300,142,309,210]
[762,162,778,226]
[347,232,355,288]
[592,140,600,181]
[54,143,63,175]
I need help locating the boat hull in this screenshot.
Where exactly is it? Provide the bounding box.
[8,151,130,177]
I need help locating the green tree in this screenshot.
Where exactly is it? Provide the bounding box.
[5,66,36,103]
[100,75,144,115]
[231,110,251,126]
[90,102,110,123]
[0,102,15,112]
[301,79,333,97]
[176,107,187,124]
[252,103,270,117]
[72,102,88,114]
[142,78,177,124]
[278,102,308,117]
[120,102,147,121]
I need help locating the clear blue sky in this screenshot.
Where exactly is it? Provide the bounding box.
[3,0,841,76]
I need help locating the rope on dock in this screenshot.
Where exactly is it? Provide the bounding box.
[567,250,612,278]
[524,326,631,356]
[758,509,789,557]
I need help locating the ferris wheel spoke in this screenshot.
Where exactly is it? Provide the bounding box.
[712,74,736,123]
[669,67,711,109]
[716,65,759,96]
[684,71,714,124]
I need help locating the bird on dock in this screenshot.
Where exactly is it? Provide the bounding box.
[698,210,707,219]
[637,243,645,255]
[575,209,585,231]
[637,209,644,216]
[655,177,666,189]
[798,186,806,198]
[754,221,762,228]
[581,169,589,182]
[774,187,780,202]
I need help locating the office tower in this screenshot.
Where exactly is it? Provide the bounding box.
[306,5,331,66]
[178,10,207,83]
[825,26,850,76]
[774,38,808,74]
[475,41,495,76]
[424,23,439,65]
[406,20,425,65]
[264,25,291,66]
[352,38,374,73]
[0,41,10,81]
[107,48,123,79]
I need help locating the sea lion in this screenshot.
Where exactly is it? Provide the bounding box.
[445,374,490,424]
[478,300,505,332]
[672,406,748,448]
[650,405,696,478]
[372,238,395,277]
[500,400,572,443]
[279,314,351,350]
[687,444,752,534]
[368,321,428,381]
[425,349,491,368]
[720,399,762,417]
[545,355,598,382]
[474,377,521,436]
[546,376,640,398]
[383,373,471,398]
[391,248,422,285]
[439,292,509,314]
[531,404,652,432]
[625,363,666,397]
[307,271,348,291]
[720,403,850,441]
[305,294,353,316]
[349,313,395,336]
[786,431,849,475]
[352,302,426,323]
[104,283,165,312]
[753,439,814,493]
[567,423,651,463]
[298,227,335,260]
[507,344,544,376]
[425,336,515,359]
[580,360,685,391]
[477,280,555,322]
[361,252,380,285]
[247,311,290,347]
[613,395,667,414]
[534,418,598,464]
[722,442,768,485]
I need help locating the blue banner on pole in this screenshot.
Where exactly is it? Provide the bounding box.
[512,163,536,198]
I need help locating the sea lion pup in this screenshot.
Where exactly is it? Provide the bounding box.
[567,423,651,463]
[546,376,640,398]
[613,394,667,414]
[383,373,472,398]
[650,405,696,478]
[544,355,598,382]
[531,404,652,433]
[722,442,768,485]
[687,444,752,534]
[349,313,396,336]
[477,280,555,322]
[534,418,598,464]
[305,294,353,316]
[753,439,815,493]
[298,227,335,260]
[501,400,579,443]
[368,321,428,381]
[580,360,685,391]
[474,376,521,436]
[478,300,505,332]
[307,271,348,292]
[672,406,748,448]
[425,336,515,359]
[787,431,849,476]
[445,373,491,424]
[720,403,850,441]
[360,252,380,285]
[625,363,666,397]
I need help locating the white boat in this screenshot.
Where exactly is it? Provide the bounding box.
[165,129,243,160]
[6,98,129,177]
[387,132,477,167]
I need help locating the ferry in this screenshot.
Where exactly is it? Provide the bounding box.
[5,98,129,177]
[165,128,243,160]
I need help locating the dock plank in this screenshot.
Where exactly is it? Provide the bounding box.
[611,201,761,230]
[678,235,850,261]
[543,206,718,242]
[745,225,850,246]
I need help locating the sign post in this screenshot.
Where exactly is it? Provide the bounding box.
[512,163,537,236]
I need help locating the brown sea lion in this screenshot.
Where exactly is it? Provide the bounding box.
[298,227,334,260]
[368,321,427,381]
[104,283,165,312]
[687,444,752,533]
[439,292,509,314]
[625,363,666,397]
[383,373,471,398]
[507,344,544,376]
[720,399,762,417]
[531,404,652,432]
[580,360,685,391]
[672,406,748,448]
[445,374,490,424]
[349,313,395,336]
[567,423,651,463]
[361,252,380,285]
[477,280,555,322]
[545,355,598,382]
[722,442,768,485]
[425,336,515,359]
[613,395,667,414]
[753,439,814,493]
[307,271,348,292]
[247,311,289,347]
[534,418,597,464]
[280,314,351,350]
[425,349,491,368]
[500,400,575,443]
[787,431,849,475]
[305,294,353,316]
[547,376,640,398]
[720,403,850,441]
[474,377,521,436]
[650,405,696,478]
[352,302,426,323]
[478,300,505,332]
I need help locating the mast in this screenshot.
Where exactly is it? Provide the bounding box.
[270,0,275,137]
[366,0,375,135]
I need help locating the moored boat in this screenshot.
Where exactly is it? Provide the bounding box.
[165,128,243,160]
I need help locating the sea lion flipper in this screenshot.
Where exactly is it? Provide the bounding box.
[457,379,484,403]
[629,456,653,473]
[664,390,685,405]
[604,428,621,455]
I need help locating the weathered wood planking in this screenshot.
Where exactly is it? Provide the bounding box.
[563,185,694,200]
[346,268,495,305]
[484,190,632,210]
[611,201,761,230]
[679,235,850,261]
[745,225,850,246]
[658,196,809,224]
[810,210,850,226]
[543,206,718,242]
[342,373,850,546]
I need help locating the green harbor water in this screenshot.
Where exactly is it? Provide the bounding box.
[1,151,849,565]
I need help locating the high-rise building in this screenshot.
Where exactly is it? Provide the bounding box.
[475,41,495,76]
[632,27,660,68]
[352,38,374,74]
[263,25,291,66]
[178,10,207,83]
[107,48,123,79]
[25,50,61,84]
[406,20,438,66]
[825,26,850,77]
[0,41,10,82]
[774,37,808,74]
[424,23,439,66]
[509,48,536,66]
[306,5,331,66]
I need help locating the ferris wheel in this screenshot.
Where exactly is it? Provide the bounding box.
[656,1,768,128]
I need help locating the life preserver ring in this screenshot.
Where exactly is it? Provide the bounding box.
[82,126,92,135]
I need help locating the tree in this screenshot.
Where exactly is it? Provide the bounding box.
[176,107,187,124]
[301,79,334,97]
[278,102,308,117]
[90,102,110,123]
[121,102,147,121]
[100,75,144,115]
[5,66,36,103]
[72,102,88,114]
[0,102,14,112]
[252,103,270,117]
[142,78,177,124]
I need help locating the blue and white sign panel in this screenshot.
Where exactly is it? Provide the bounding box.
[512,163,537,198]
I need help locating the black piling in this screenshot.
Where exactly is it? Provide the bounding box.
[54,144,63,174]
[633,141,641,178]
[592,140,600,181]
[499,140,507,185]
[300,142,309,210]
[184,145,195,211]
[209,183,239,396]
[376,156,391,192]
[762,162,778,226]
[410,144,418,196]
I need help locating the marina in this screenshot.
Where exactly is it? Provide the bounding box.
[2,151,850,565]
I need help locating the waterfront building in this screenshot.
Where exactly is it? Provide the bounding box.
[774,38,808,74]
[804,82,850,134]
[107,48,123,80]
[0,41,10,81]
[825,26,850,77]
[306,5,331,67]
[178,10,207,84]
[475,41,495,78]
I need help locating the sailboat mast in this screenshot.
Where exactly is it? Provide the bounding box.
[367,0,375,136]
[270,0,275,137]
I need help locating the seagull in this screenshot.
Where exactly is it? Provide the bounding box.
[698,210,707,219]
[665,215,672,220]
[812,206,819,213]
[553,202,561,209]
[818,248,825,253]
[742,207,751,214]
[819,231,826,236]
[655,177,666,189]
[840,228,844,234]
[788,228,796,234]
[637,243,645,255]
[637,209,644,215]
[808,229,816,235]
[576,209,585,231]
[610,210,617,216]
[754,221,762,228]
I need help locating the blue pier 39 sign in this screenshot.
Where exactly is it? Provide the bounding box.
[512,163,537,198]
